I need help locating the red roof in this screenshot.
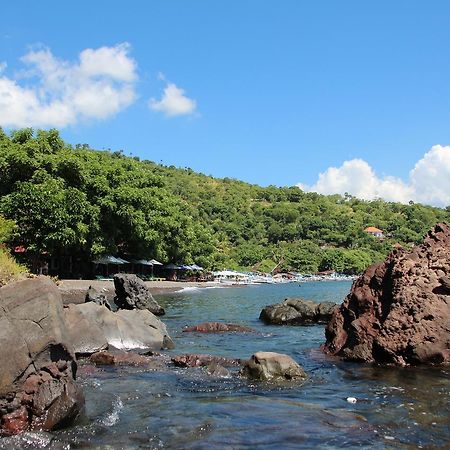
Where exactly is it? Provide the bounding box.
[364,227,383,233]
[14,245,26,253]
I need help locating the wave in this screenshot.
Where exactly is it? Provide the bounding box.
[99,396,123,427]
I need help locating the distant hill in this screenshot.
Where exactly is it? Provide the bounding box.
[1,128,449,276]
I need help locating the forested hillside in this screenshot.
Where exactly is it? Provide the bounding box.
[1,128,449,276]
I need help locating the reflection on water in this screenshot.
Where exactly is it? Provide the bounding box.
[1,282,448,449]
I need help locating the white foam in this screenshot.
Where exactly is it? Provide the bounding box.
[100,396,123,427]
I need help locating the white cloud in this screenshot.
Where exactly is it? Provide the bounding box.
[298,145,450,207]
[0,43,137,128]
[149,81,196,117]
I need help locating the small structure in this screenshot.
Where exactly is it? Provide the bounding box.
[364,226,384,238]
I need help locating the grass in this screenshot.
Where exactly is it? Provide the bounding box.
[0,248,27,287]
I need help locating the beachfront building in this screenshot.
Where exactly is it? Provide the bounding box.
[364,226,384,238]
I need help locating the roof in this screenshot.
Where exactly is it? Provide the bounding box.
[364,226,383,233]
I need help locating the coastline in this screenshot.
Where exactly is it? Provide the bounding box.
[58,279,220,304]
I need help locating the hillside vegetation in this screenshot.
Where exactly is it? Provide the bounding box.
[1,128,449,275]
[0,215,27,286]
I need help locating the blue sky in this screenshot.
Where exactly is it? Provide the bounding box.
[1,1,450,206]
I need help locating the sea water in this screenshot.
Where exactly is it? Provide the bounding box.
[2,282,449,449]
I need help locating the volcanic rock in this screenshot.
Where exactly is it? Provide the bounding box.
[241,352,307,381]
[183,322,254,333]
[171,354,242,368]
[323,223,450,365]
[64,303,174,355]
[0,277,84,436]
[89,350,165,369]
[113,273,165,315]
[260,298,337,325]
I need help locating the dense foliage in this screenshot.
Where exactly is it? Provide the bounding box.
[1,128,449,276]
[0,215,26,286]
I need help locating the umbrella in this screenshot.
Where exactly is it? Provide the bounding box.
[93,255,127,265]
[190,264,204,271]
[149,259,163,266]
[131,259,154,266]
[93,255,127,277]
[115,257,129,264]
[164,263,181,270]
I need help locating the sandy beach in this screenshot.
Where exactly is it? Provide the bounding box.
[58,278,219,304]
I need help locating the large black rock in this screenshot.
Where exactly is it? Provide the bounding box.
[260,298,337,325]
[113,273,165,315]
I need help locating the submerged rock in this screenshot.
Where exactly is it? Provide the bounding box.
[113,273,165,315]
[323,222,450,365]
[183,322,254,333]
[64,303,174,355]
[171,354,242,368]
[0,277,84,436]
[260,298,337,325]
[89,350,165,369]
[241,352,307,381]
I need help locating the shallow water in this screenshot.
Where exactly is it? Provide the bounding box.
[2,282,449,449]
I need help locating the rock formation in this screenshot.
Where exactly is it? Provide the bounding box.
[64,303,174,355]
[260,298,337,325]
[85,285,111,310]
[323,223,450,365]
[89,350,165,369]
[241,352,307,381]
[183,322,254,333]
[0,277,84,436]
[113,273,165,315]
[171,354,242,368]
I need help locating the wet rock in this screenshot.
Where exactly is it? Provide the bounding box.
[260,298,337,325]
[171,354,242,368]
[85,285,111,310]
[205,362,231,378]
[64,303,174,355]
[89,350,165,369]
[113,274,165,315]
[323,222,450,365]
[0,277,84,436]
[241,352,307,381]
[183,322,254,333]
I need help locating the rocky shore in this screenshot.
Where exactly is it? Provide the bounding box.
[2,224,449,437]
[323,222,450,365]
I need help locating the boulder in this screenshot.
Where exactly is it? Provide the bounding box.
[260,298,337,325]
[241,352,307,381]
[89,350,165,369]
[113,274,165,315]
[0,277,84,436]
[171,354,242,368]
[64,303,174,355]
[183,322,254,333]
[85,285,111,310]
[323,223,450,365]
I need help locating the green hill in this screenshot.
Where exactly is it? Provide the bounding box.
[1,128,449,277]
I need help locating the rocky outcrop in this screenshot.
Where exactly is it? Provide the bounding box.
[64,303,174,355]
[113,274,165,315]
[260,298,337,325]
[85,285,111,310]
[241,352,307,381]
[0,277,84,436]
[171,354,242,368]
[89,350,165,369]
[183,322,254,333]
[323,223,450,365]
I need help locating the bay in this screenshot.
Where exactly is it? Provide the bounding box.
[2,281,449,449]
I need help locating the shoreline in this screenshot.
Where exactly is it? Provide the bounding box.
[58,279,220,304]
